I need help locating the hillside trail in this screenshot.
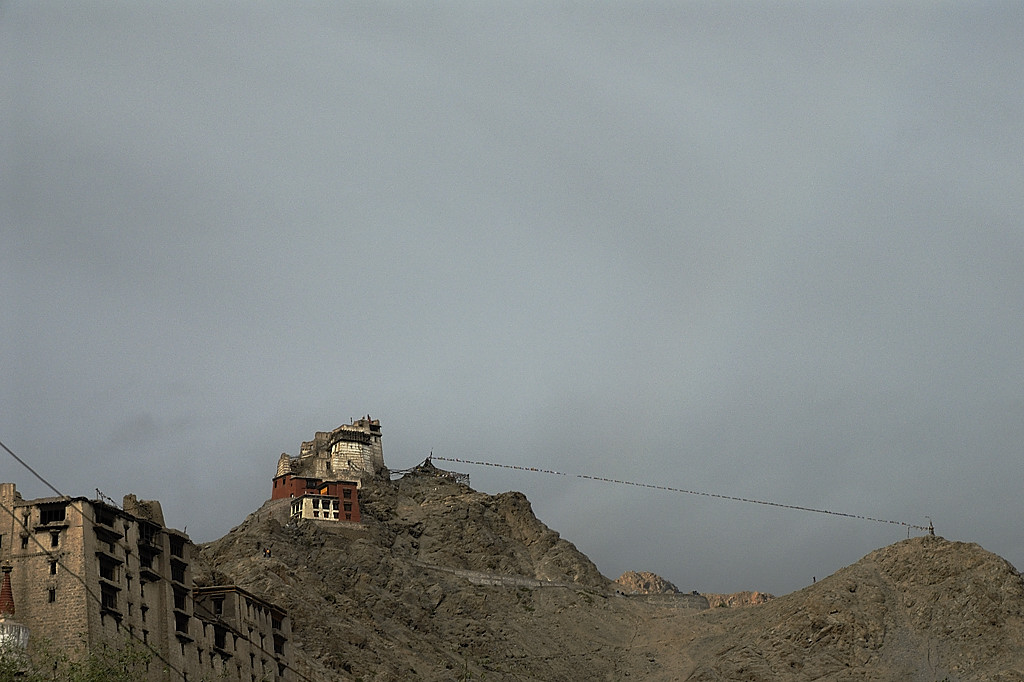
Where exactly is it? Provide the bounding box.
[624,607,705,680]
[199,467,1024,682]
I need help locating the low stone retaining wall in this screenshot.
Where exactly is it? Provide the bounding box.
[621,592,710,610]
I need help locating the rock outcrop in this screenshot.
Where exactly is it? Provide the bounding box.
[196,467,615,681]
[682,535,1024,681]
[615,570,680,594]
[196,468,1024,681]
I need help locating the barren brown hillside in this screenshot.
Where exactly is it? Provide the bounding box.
[196,466,1024,681]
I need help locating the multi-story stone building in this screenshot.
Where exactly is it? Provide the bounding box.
[282,480,361,523]
[274,416,384,485]
[272,416,385,524]
[0,483,292,682]
[192,585,291,681]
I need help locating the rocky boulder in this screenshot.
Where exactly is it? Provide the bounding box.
[615,570,680,594]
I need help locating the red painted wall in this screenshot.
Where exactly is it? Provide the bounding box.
[271,474,320,500]
[271,475,361,522]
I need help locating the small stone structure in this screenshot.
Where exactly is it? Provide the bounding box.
[392,457,470,486]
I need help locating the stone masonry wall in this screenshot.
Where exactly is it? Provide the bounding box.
[1,483,293,682]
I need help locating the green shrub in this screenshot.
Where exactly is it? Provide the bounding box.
[0,637,151,682]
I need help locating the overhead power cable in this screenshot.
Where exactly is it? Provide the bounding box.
[0,437,318,682]
[0,496,191,680]
[429,455,930,532]
[0,438,64,499]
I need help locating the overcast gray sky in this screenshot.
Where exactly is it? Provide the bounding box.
[3,2,1023,596]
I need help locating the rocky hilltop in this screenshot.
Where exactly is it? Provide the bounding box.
[615,570,681,594]
[198,465,619,680]
[615,570,775,609]
[681,535,1024,681]
[197,465,1024,681]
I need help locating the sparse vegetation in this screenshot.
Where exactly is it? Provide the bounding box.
[0,638,150,682]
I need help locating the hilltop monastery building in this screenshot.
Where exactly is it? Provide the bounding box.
[272,416,386,523]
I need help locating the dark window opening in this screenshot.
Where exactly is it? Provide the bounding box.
[49,560,57,575]
[139,523,159,545]
[174,588,188,611]
[20,536,28,550]
[99,557,118,582]
[96,508,116,527]
[174,612,189,634]
[171,562,186,583]
[48,587,56,603]
[214,627,226,650]
[40,505,66,525]
[343,503,352,512]
[342,489,352,499]
[101,586,118,611]
[50,531,60,548]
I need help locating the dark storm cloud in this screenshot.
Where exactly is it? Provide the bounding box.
[3,2,1023,594]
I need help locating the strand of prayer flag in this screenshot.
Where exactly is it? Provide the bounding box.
[429,455,929,531]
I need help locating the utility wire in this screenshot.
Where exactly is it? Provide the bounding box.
[0,437,324,682]
[0,438,64,499]
[430,455,931,532]
[0,438,188,677]
[0,496,191,680]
